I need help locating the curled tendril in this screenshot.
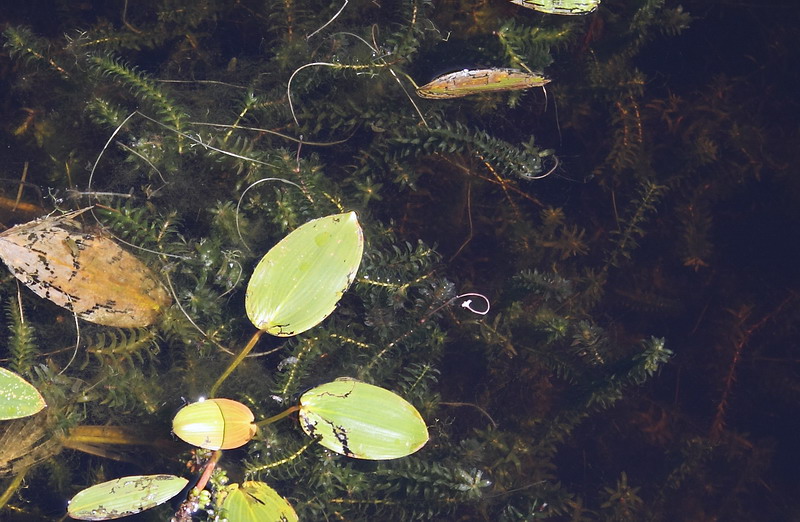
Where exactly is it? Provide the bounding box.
[426,292,491,320]
[456,293,491,315]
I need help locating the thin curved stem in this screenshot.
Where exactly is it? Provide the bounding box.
[255,404,301,428]
[0,468,27,511]
[209,329,265,397]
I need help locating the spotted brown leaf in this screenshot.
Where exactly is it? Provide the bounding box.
[0,208,171,327]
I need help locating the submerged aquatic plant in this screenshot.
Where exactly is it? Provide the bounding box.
[4,0,795,520]
[0,1,671,517]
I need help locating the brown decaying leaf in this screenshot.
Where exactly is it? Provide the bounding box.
[0,209,171,327]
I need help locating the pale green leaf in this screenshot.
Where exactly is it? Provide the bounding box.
[0,366,46,420]
[67,474,188,520]
[299,378,429,460]
[221,481,298,522]
[245,212,364,336]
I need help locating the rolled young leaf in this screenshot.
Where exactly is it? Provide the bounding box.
[299,378,429,460]
[245,212,364,336]
[172,398,257,450]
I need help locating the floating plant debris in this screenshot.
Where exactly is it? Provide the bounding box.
[416,68,550,99]
[0,208,171,327]
[507,0,600,15]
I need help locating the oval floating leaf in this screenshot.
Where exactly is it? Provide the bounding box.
[221,481,298,522]
[245,212,364,336]
[0,208,171,327]
[0,366,46,420]
[172,398,257,450]
[299,378,429,460]
[507,0,600,15]
[67,474,188,520]
[417,68,550,99]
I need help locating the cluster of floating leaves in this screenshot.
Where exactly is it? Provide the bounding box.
[0,209,431,520]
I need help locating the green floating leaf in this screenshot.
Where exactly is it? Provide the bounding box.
[245,212,364,336]
[67,474,188,520]
[299,378,429,460]
[0,366,46,420]
[221,481,298,522]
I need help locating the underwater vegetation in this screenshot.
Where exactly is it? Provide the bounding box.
[1,0,799,520]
